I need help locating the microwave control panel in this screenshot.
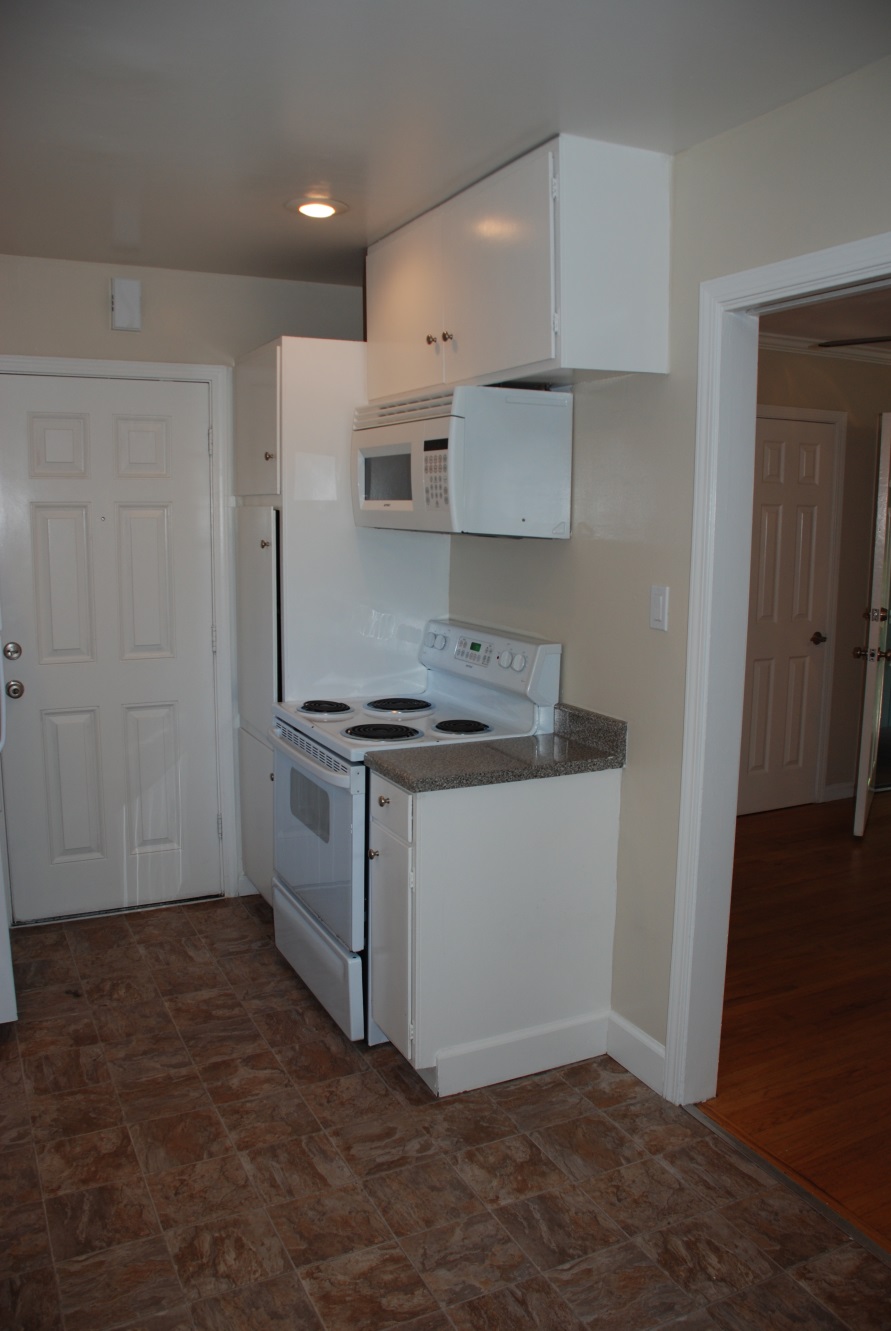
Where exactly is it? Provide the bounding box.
[423,441,449,510]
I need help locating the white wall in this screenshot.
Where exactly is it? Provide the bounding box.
[450,55,891,1051]
[0,255,363,363]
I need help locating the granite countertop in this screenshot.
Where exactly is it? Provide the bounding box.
[364,703,627,794]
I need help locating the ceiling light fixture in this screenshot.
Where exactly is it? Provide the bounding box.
[285,196,349,220]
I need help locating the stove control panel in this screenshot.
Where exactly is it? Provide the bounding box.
[419,618,561,706]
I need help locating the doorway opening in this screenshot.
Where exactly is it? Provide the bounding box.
[665,231,891,1108]
[666,234,891,1249]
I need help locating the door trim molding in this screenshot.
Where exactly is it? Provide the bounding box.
[664,231,891,1106]
[750,404,847,807]
[0,355,238,899]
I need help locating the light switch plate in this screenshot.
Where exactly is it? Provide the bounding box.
[650,584,669,631]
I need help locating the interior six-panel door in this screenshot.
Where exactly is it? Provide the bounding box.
[738,415,838,814]
[0,374,222,921]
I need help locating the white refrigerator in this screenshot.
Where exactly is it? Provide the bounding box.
[233,337,450,902]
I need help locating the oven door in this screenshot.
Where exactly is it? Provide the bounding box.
[269,727,365,953]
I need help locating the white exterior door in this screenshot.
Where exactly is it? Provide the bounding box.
[738,413,841,814]
[853,414,891,838]
[0,373,222,921]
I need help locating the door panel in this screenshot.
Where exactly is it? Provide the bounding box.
[0,374,222,921]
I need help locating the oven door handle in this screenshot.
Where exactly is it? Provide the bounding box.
[268,726,358,790]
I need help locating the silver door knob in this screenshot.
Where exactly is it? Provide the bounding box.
[5,680,24,699]
[810,632,827,645]
[3,642,22,660]
[853,647,870,659]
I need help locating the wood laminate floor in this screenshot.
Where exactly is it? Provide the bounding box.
[700,794,891,1253]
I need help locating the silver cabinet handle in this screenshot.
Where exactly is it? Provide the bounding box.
[368,849,380,859]
[425,334,438,346]
[264,451,275,461]
[441,331,454,342]
[378,795,390,807]
[260,540,270,549]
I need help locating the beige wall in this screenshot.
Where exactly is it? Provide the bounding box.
[757,351,891,789]
[0,255,364,363]
[449,55,891,1047]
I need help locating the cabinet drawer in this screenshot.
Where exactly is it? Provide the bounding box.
[369,775,412,842]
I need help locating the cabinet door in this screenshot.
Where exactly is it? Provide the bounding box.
[368,820,413,1059]
[235,506,278,739]
[238,729,274,902]
[366,210,443,401]
[442,144,556,385]
[235,340,281,495]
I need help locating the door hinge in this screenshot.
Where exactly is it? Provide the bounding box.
[211,623,217,654]
[552,311,559,335]
[217,814,224,840]
[551,173,558,201]
[207,427,213,456]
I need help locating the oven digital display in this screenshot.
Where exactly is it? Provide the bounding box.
[470,642,481,653]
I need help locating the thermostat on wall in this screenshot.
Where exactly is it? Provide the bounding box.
[110,278,142,331]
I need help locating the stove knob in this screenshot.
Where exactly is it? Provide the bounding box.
[424,631,436,648]
[498,651,513,669]
[511,653,527,672]
[434,633,447,650]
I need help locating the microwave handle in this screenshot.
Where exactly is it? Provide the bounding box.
[268,725,357,791]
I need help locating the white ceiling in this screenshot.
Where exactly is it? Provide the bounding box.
[4,1,891,287]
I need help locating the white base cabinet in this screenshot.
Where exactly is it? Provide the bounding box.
[365,134,670,401]
[367,767,621,1097]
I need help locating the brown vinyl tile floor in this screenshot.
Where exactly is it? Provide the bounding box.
[2,896,890,1331]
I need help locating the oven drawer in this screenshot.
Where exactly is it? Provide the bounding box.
[369,774,413,843]
[273,878,365,1041]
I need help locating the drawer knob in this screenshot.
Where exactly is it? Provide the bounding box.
[368,849,380,859]
[264,451,275,461]
[378,795,390,807]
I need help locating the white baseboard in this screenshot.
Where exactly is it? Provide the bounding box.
[425,1011,610,1098]
[820,783,854,803]
[607,1011,666,1096]
[236,873,262,899]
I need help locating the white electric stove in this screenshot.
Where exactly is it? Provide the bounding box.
[269,619,562,1043]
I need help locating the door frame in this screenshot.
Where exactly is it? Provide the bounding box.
[739,404,847,811]
[0,356,238,915]
[664,231,891,1105]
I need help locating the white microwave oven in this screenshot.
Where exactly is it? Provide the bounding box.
[351,385,572,538]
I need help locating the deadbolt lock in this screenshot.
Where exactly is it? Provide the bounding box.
[2,642,21,660]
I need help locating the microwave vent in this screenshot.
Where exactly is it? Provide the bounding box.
[354,390,457,430]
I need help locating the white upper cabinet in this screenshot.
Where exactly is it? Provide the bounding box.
[234,339,281,495]
[365,135,670,401]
